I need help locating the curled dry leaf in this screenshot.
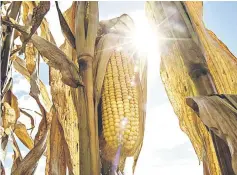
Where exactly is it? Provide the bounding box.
[20,109,35,131]
[20,108,42,117]
[14,123,34,150]
[31,34,83,88]
[12,128,48,175]
[187,95,237,174]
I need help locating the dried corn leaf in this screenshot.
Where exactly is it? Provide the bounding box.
[29,52,47,120]
[2,102,16,129]
[21,1,50,49]
[20,109,35,131]
[55,1,76,49]
[22,2,36,25]
[187,95,237,174]
[22,2,31,25]
[2,90,19,129]
[12,127,48,175]
[30,1,50,38]
[145,2,220,175]
[25,42,37,75]
[31,34,83,88]
[11,56,30,79]
[14,123,34,150]
[11,55,52,112]
[40,19,50,40]
[20,108,42,117]
[48,106,66,175]
[9,91,20,119]
[159,42,220,174]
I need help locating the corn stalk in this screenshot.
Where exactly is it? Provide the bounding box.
[74,2,100,175]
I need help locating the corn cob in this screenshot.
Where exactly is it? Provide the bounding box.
[101,49,141,160]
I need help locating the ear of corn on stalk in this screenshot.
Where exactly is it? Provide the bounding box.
[100,48,142,160]
[94,15,146,171]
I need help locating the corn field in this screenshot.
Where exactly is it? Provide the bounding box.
[1,1,237,175]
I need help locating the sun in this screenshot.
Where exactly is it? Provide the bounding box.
[129,10,161,83]
[130,11,159,56]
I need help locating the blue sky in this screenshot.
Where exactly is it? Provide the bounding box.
[5,2,237,175]
[204,1,237,57]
